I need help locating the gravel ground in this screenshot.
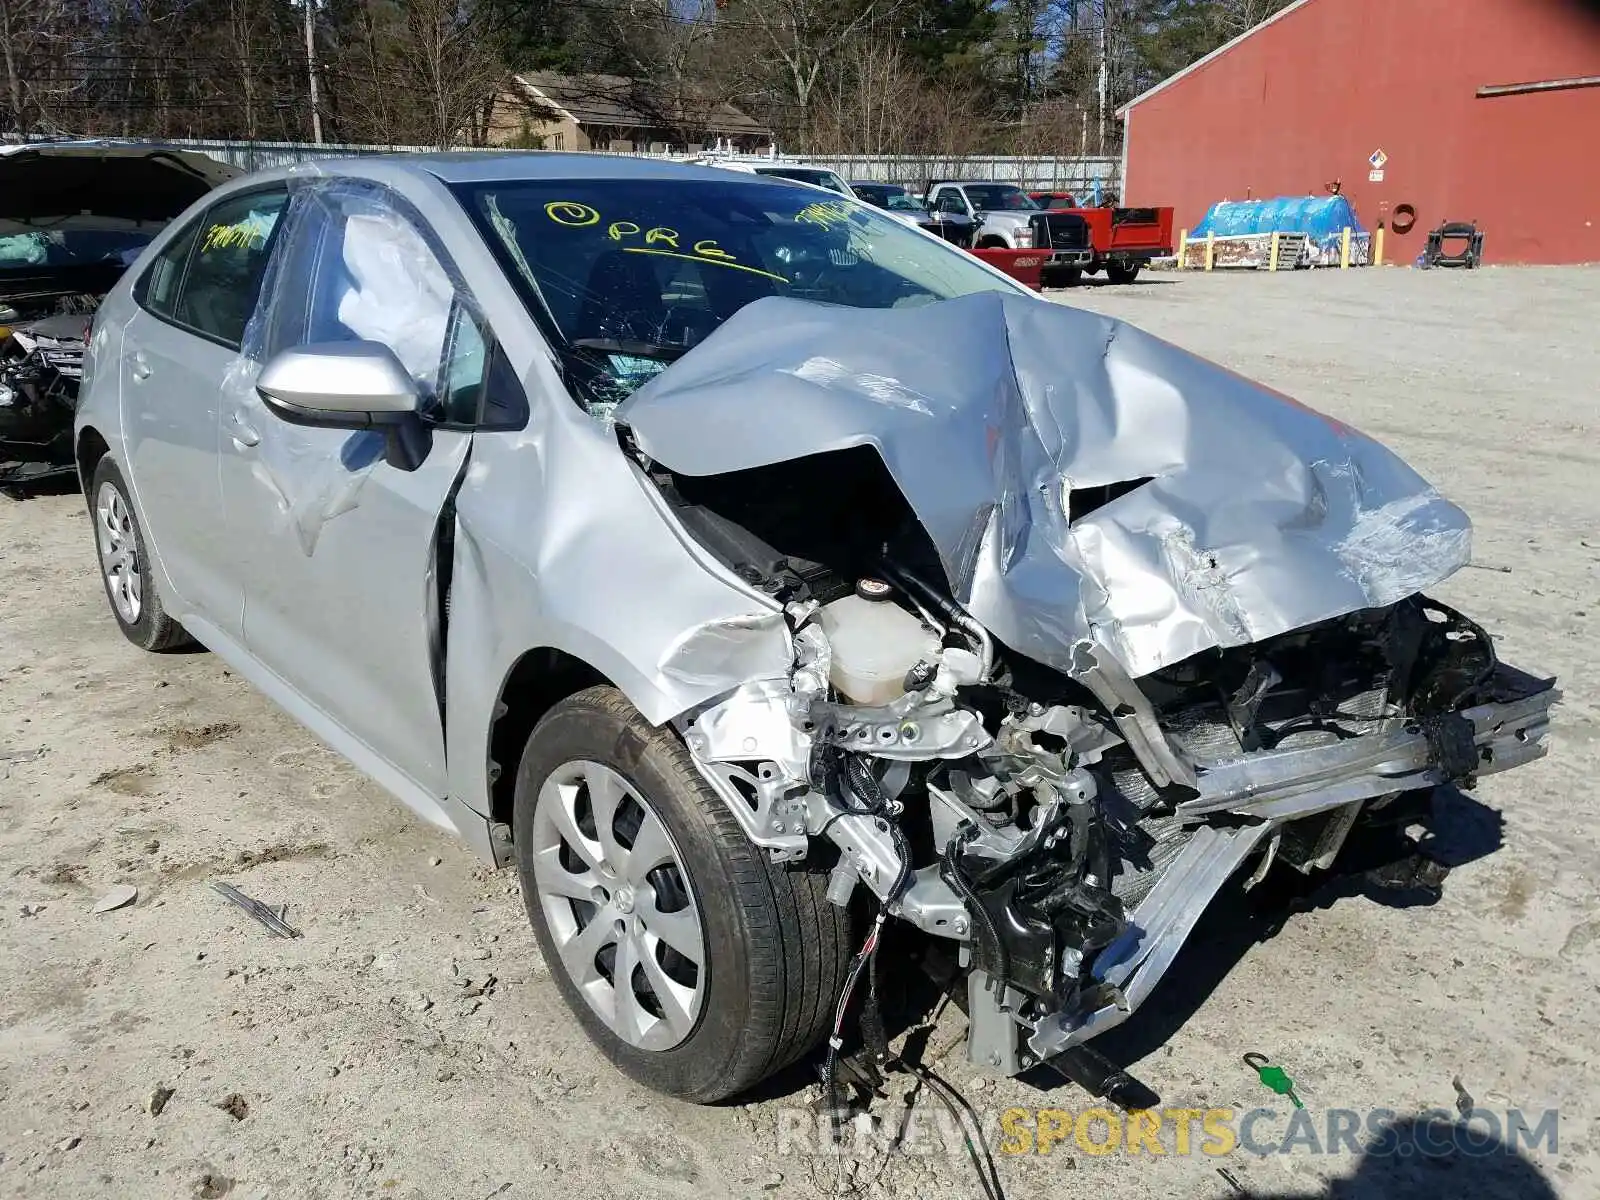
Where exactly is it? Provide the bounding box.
[1,266,1595,1200]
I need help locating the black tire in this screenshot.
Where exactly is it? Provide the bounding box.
[513,685,850,1102]
[87,455,192,652]
[1107,261,1142,285]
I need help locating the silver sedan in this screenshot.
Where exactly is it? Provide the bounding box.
[75,152,1556,1106]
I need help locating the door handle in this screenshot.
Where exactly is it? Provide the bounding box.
[226,411,261,448]
[128,351,151,382]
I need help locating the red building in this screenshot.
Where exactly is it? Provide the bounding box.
[1118,0,1600,265]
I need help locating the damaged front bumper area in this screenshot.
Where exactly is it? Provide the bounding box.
[677,591,1558,1076]
[0,317,85,485]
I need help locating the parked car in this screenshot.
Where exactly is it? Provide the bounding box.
[76,154,1556,1109]
[0,141,238,488]
[695,156,857,198]
[850,181,973,246]
[924,180,1093,287]
[748,164,855,196]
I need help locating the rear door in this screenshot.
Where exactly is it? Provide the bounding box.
[120,186,288,637]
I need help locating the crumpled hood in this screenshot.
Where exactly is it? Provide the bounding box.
[615,291,1471,678]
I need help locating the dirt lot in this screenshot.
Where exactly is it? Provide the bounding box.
[2,266,1596,1200]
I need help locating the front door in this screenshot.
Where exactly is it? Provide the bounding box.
[217,182,485,801]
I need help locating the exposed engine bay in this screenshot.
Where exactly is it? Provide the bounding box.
[612,291,1560,1083]
[642,443,1557,1079]
[0,309,93,487]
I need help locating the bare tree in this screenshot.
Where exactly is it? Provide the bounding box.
[1,0,73,135]
[720,0,901,150]
[399,0,508,146]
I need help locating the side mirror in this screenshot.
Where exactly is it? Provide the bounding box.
[257,340,431,471]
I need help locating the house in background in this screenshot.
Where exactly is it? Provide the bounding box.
[488,72,770,154]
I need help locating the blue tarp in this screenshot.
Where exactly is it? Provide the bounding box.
[1191,196,1366,259]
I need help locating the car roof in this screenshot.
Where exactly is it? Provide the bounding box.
[220,151,815,190]
[420,152,803,185]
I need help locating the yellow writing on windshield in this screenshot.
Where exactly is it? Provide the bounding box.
[622,248,788,284]
[546,201,601,227]
[544,200,788,284]
[795,200,853,230]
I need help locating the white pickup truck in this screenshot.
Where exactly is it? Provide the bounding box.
[925,180,1094,268]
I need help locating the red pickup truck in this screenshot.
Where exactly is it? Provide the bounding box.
[1028,193,1175,285]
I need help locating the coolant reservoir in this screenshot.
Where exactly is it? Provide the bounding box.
[817,584,940,706]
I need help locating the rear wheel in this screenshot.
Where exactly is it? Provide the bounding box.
[513,685,850,1102]
[1107,261,1143,285]
[88,456,192,652]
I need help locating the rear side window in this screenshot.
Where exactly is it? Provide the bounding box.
[138,223,199,319]
[172,190,288,347]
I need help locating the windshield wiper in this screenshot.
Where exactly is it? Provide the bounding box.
[569,337,690,362]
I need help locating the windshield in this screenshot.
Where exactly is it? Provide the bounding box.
[755,167,851,196]
[0,228,155,271]
[457,177,1018,412]
[854,185,924,213]
[964,185,1038,212]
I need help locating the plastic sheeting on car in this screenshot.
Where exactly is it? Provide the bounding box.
[228,175,479,554]
[615,290,1472,679]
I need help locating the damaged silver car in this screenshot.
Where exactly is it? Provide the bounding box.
[75,154,1557,1104]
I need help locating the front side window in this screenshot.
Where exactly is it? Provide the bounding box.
[934,190,968,215]
[255,181,516,428]
[168,189,288,346]
[456,176,1021,412]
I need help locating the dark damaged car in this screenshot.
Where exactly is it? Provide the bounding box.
[0,141,237,487]
[73,155,1558,1104]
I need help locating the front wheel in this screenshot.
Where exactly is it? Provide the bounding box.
[513,686,850,1102]
[1107,261,1143,284]
[88,456,192,652]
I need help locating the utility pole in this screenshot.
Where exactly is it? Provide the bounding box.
[303,0,324,144]
[1096,7,1107,155]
